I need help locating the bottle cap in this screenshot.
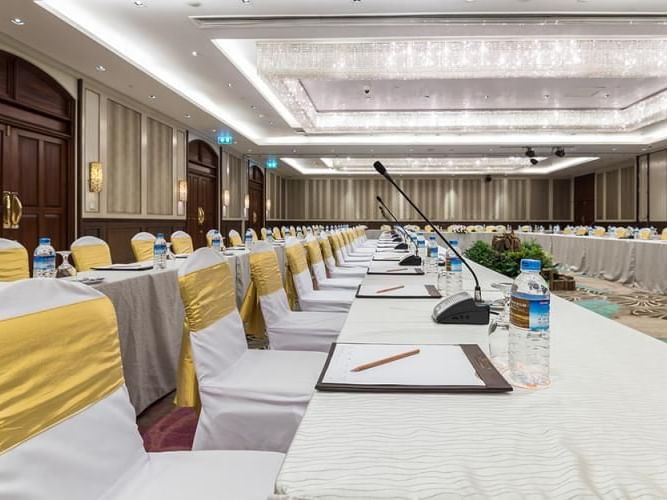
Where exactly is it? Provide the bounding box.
[157,233,164,238]
[39,237,50,245]
[520,259,541,272]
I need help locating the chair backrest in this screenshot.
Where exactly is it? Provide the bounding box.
[639,228,651,240]
[130,232,155,262]
[0,280,146,500]
[285,237,314,297]
[170,230,194,254]
[228,229,243,247]
[318,234,338,273]
[261,227,268,240]
[592,227,606,237]
[0,238,29,281]
[178,249,248,384]
[305,235,328,284]
[249,228,259,242]
[273,227,282,240]
[249,241,290,325]
[289,225,296,237]
[662,228,667,241]
[614,227,627,238]
[70,236,112,271]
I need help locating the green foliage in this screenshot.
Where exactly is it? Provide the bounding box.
[464,239,554,278]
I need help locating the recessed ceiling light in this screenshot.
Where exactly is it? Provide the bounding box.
[191,51,198,57]
[250,105,256,110]
[184,114,191,119]
[133,0,145,6]
[227,82,232,88]
[603,93,611,99]
[247,148,253,152]
[149,94,157,99]
[10,18,25,26]
[292,148,297,153]
[211,129,217,133]
[95,65,107,72]
[258,114,264,118]
[543,94,551,99]
[241,0,251,3]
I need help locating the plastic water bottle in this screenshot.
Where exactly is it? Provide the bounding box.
[508,259,550,388]
[211,230,222,252]
[445,240,462,295]
[33,238,56,278]
[425,234,439,284]
[267,228,274,244]
[416,232,426,262]
[245,229,253,248]
[154,233,167,270]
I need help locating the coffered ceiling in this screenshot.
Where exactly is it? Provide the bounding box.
[3,0,667,176]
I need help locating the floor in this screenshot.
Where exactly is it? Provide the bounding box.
[138,274,667,452]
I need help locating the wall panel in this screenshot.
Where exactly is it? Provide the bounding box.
[648,150,667,221]
[146,118,173,216]
[552,179,572,221]
[106,99,141,214]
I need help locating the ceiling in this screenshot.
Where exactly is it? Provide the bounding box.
[2,1,667,176]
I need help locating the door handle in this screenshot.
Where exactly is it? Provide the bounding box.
[10,193,22,229]
[2,191,11,229]
[197,207,205,226]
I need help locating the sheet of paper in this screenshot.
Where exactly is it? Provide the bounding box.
[357,284,435,297]
[94,263,152,270]
[322,343,484,386]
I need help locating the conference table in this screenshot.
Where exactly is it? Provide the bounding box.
[76,244,286,414]
[272,234,667,498]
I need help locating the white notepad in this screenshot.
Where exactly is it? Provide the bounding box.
[322,344,484,386]
[356,284,439,298]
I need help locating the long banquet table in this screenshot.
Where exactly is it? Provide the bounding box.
[78,245,286,414]
[272,235,667,498]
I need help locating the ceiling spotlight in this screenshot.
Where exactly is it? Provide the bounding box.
[148,94,157,99]
[191,51,199,57]
[525,147,536,158]
[227,82,232,88]
[184,114,191,119]
[10,18,25,26]
[133,0,145,6]
[95,65,107,72]
[543,94,551,100]
[241,0,251,3]
[554,147,566,158]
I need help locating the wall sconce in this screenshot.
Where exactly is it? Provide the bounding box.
[266,198,272,216]
[177,180,188,202]
[88,162,103,193]
[244,194,250,210]
[223,189,230,217]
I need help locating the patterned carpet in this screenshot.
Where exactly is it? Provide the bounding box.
[138,275,667,452]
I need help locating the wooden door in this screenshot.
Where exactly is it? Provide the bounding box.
[186,140,218,249]
[1,125,70,252]
[574,173,595,226]
[248,164,264,233]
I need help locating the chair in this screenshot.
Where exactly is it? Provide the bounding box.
[614,227,628,239]
[249,228,259,242]
[305,235,361,290]
[260,227,268,240]
[662,228,667,241]
[289,225,297,237]
[592,227,606,237]
[177,248,326,452]
[285,237,354,312]
[0,238,29,281]
[70,236,112,271]
[241,241,346,352]
[0,279,284,500]
[272,227,282,240]
[170,230,194,254]
[327,232,370,270]
[131,232,155,262]
[228,229,243,247]
[575,227,588,236]
[318,234,366,278]
[639,228,652,240]
[334,231,373,263]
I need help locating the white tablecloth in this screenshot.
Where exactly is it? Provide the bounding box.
[273,242,667,498]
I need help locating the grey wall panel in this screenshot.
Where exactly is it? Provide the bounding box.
[605,169,620,220]
[106,99,141,214]
[530,179,550,220]
[649,150,667,221]
[552,179,572,221]
[638,155,648,222]
[146,118,173,216]
[620,165,636,221]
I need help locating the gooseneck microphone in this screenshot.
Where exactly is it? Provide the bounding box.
[374,161,484,303]
[376,196,418,253]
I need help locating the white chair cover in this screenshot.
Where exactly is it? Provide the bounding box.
[319,232,367,278]
[250,241,346,352]
[305,235,361,290]
[130,232,156,262]
[178,248,326,452]
[0,279,284,500]
[285,237,354,312]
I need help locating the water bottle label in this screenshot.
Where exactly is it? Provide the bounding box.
[33,255,52,271]
[154,243,166,256]
[510,292,550,331]
[428,246,438,258]
[449,257,462,272]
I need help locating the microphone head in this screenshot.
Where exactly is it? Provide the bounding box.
[376,195,383,203]
[373,161,387,175]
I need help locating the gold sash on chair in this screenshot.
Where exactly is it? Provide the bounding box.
[0,247,29,281]
[260,228,268,240]
[175,261,236,409]
[273,227,282,240]
[229,231,243,247]
[328,235,344,265]
[131,240,154,262]
[171,236,194,255]
[240,249,289,335]
[71,244,112,272]
[0,296,124,452]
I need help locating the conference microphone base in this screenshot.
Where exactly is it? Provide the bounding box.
[399,254,422,266]
[432,291,490,325]
[394,242,408,250]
